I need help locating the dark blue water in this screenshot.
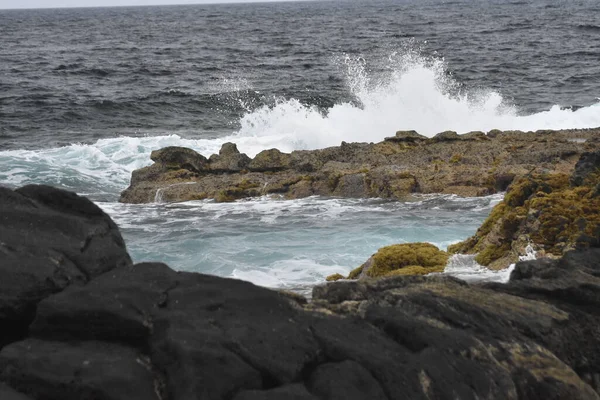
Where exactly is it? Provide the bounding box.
[1,0,599,150]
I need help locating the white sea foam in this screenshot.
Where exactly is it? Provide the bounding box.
[230,51,600,154]
[1,50,599,199]
[441,244,538,284]
[441,254,515,284]
[230,258,348,290]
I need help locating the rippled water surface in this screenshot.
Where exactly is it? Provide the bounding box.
[1,0,599,289]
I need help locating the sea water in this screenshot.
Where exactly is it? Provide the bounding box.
[1,0,599,292]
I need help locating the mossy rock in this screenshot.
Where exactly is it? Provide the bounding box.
[383,265,445,277]
[451,167,600,268]
[325,273,345,282]
[528,185,600,254]
[347,265,364,279]
[355,243,448,279]
[248,149,291,172]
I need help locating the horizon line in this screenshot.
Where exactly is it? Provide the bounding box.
[0,0,320,11]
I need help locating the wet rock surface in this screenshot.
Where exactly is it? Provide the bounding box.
[119,128,600,203]
[448,150,600,269]
[1,185,600,399]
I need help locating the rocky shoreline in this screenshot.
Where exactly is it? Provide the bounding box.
[1,132,600,399]
[326,149,600,279]
[120,128,599,204]
[2,158,600,399]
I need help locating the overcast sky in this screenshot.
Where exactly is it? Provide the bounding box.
[0,0,291,9]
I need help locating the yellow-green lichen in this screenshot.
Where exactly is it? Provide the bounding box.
[236,178,260,190]
[326,273,345,282]
[383,265,445,277]
[363,243,449,278]
[450,171,600,267]
[449,154,463,164]
[347,265,364,279]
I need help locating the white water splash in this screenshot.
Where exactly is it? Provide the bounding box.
[442,244,538,284]
[231,51,600,153]
[1,50,599,200]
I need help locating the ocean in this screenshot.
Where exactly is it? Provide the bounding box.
[1,0,599,293]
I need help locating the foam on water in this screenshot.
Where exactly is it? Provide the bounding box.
[0,134,228,200]
[1,50,599,200]
[231,51,600,153]
[0,48,592,290]
[95,194,501,291]
[441,244,538,284]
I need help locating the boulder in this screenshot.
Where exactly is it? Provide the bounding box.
[209,143,251,172]
[0,185,131,348]
[150,146,209,173]
[384,130,428,143]
[340,243,449,280]
[306,361,388,400]
[0,339,160,400]
[0,383,33,400]
[433,130,461,141]
[248,148,291,172]
[484,248,600,392]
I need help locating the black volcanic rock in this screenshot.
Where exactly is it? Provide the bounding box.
[307,360,388,400]
[571,151,600,186]
[0,383,33,400]
[1,185,600,399]
[0,185,132,348]
[0,339,159,400]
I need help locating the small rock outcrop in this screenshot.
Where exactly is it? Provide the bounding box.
[448,150,600,269]
[209,142,252,172]
[248,148,291,172]
[150,146,209,173]
[328,243,449,281]
[119,128,600,203]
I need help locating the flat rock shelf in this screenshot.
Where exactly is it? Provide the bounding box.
[120,128,600,204]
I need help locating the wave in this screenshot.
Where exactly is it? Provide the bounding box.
[230,51,600,153]
[2,49,599,200]
[577,24,600,32]
[0,135,218,200]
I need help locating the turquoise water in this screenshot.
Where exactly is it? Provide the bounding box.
[99,193,503,292]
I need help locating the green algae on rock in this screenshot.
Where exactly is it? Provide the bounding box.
[331,243,449,281]
[449,151,600,270]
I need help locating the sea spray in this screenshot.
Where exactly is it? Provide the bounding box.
[232,50,600,152]
[2,49,600,200]
[442,244,538,284]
